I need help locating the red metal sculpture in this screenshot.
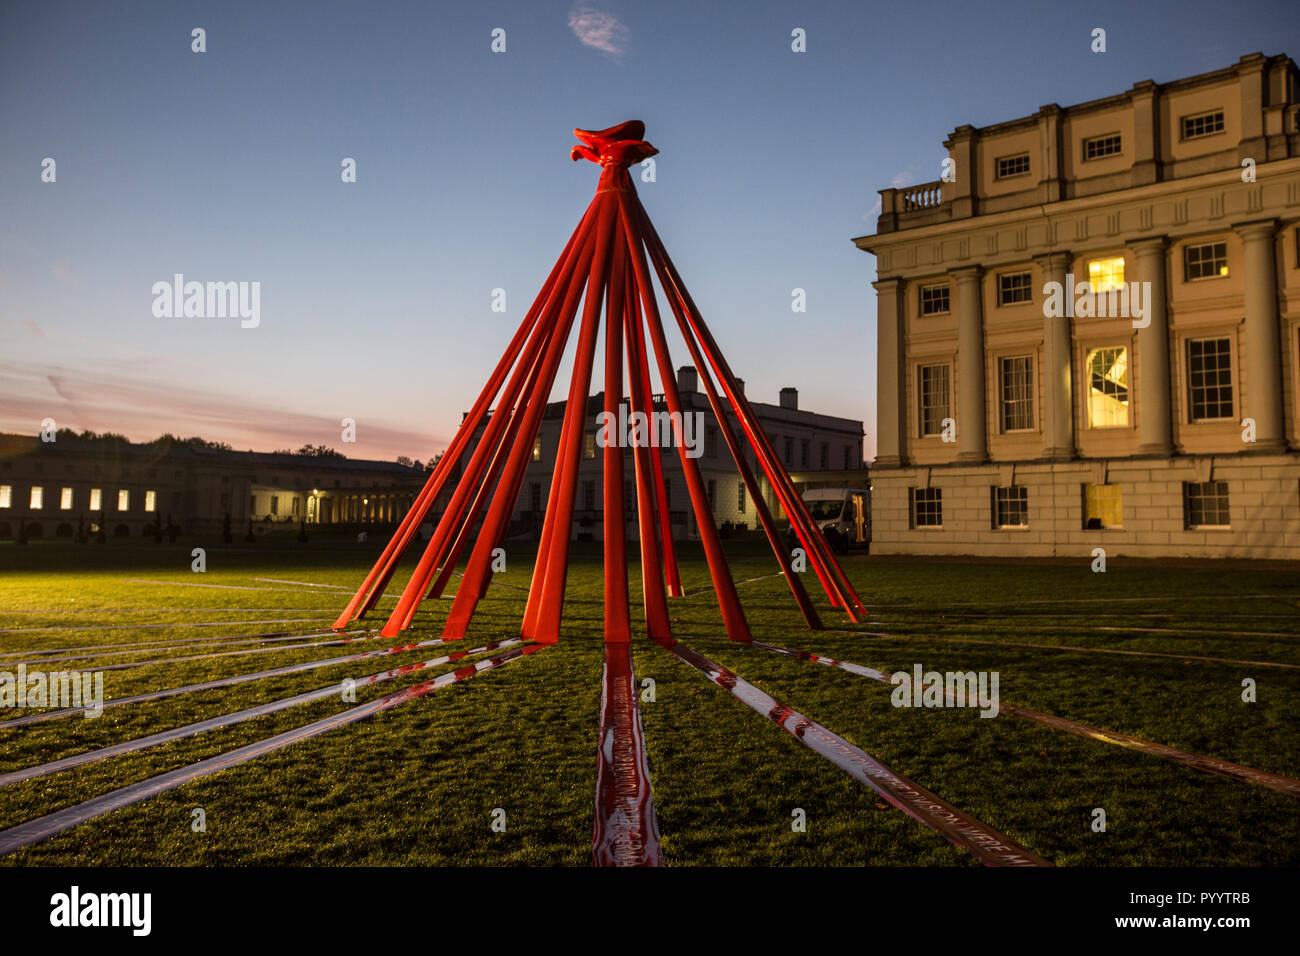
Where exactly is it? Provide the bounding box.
[334,121,866,645]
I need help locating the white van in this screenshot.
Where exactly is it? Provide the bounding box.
[799,487,870,554]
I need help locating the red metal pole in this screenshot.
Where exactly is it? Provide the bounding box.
[622,243,673,641]
[387,202,601,637]
[526,185,622,645]
[447,189,620,643]
[636,201,867,620]
[602,226,632,644]
[616,189,752,643]
[336,200,599,630]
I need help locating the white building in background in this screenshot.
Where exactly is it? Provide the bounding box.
[855,53,1300,558]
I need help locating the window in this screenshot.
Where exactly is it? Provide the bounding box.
[1187,338,1234,421]
[843,446,852,469]
[145,490,157,513]
[30,486,44,510]
[820,442,828,469]
[1087,256,1125,293]
[800,439,809,468]
[737,482,746,513]
[784,437,793,465]
[1184,241,1228,281]
[1000,356,1034,431]
[706,426,718,459]
[920,284,950,315]
[707,479,716,508]
[1184,481,1230,528]
[1086,347,1129,427]
[1084,484,1123,529]
[909,487,942,528]
[584,432,596,459]
[532,437,542,462]
[530,482,541,511]
[60,487,73,510]
[995,153,1030,179]
[993,486,1028,528]
[919,364,951,437]
[1083,133,1122,160]
[270,495,279,515]
[997,271,1032,305]
[583,480,596,511]
[0,485,10,508]
[90,488,102,511]
[117,489,129,511]
[1181,109,1224,140]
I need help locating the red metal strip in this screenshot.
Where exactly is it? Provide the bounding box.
[753,639,1300,799]
[655,637,1050,867]
[592,642,663,866]
[0,643,546,857]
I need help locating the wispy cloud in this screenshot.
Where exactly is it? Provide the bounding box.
[568,3,628,59]
[865,169,917,220]
[50,259,81,288]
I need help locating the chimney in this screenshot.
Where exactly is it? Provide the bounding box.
[779,387,798,410]
[677,366,698,393]
[734,378,745,396]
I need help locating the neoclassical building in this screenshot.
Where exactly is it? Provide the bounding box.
[855,53,1300,558]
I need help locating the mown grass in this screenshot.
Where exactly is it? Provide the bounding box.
[0,533,1297,865]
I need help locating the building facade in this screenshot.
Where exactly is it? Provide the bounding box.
[0,433,428,539]
[511,367,866,539]
[855,53,1300,558]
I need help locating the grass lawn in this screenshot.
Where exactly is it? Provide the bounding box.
[0,532,1297,866]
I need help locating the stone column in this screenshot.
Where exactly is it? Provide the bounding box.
[1035,251,1075,460]
[951,266,987,462]
[1235,219,1285,451]
[1130,237,1173,456]
[873,277,908,466]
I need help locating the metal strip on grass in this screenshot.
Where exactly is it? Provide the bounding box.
[592,642,662,866]
[655,637,1050,867]
[0,642,546,857]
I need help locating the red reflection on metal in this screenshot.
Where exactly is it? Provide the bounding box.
[592,642,663,866]
[335,123,864,648]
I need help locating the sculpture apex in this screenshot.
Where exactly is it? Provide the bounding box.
[571,120,658,168]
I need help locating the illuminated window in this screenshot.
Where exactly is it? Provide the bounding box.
[1088,257,1126,294]
[584,431,596,459]
[60,487,73,510]
[532,436,542,461]
[117,489,130,511]
[145,490,157,513]
[919,364,951,437]
[0,485,10,508]
[90,488,102,511]
[30,486,44,509]
[1086,347,1129,427]
[1184,242,1228,281]
[1084,484,1123,529]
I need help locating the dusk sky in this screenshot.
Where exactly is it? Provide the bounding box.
[2,0,1297,464]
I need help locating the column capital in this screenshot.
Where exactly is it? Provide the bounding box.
[1232,218,1279,241]
[947,264,983,282]
[872,276,905,293]
[1127,235,1169,256]
[1032,250,1072,270]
